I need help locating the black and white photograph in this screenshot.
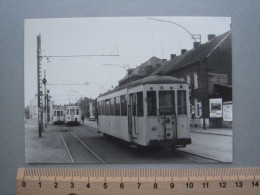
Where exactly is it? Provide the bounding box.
[24,16,232,164]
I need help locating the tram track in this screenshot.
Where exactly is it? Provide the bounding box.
[57,126,105,164]
[176,150,225,163]
[55,124,224,164]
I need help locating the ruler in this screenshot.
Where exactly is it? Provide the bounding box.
[17,167,260,195]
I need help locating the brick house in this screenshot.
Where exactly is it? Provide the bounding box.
[153,31,232,128]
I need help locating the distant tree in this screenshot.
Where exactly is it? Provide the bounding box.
[78,97,92,118]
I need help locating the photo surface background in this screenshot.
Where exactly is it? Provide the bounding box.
[1,0,260,194]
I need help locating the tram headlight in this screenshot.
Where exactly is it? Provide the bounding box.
[151,126,157,131]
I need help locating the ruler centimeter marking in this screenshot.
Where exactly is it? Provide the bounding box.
[17,167,260,195]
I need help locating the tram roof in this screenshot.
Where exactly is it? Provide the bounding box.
[99,75,186,97]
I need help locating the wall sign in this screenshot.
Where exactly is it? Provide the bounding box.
[223,102,233,121]
[209,98,223,118]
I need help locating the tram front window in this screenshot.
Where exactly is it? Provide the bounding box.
[70,109,75,115]
[159,91,175,116]
[147,91,157,116]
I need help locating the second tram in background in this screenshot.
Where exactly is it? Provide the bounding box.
[64,105,81,125]
[97,75,191,149]
[52,106,65,125]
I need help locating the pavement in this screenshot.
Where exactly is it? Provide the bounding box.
[81,120,98,129]
[190,126,232,136]
[25,119,72,163]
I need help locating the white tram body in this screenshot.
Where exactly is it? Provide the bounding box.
[64,105,81,125]
[97,75,191,148]
[52,107,65,124]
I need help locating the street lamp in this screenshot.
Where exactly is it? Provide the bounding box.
[148,18,207,129]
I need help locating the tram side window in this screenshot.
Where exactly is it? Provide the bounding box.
[177,90,187,115]
[67,110,69,115]
[61,111,63,116]
[98,101,101,115]
[115,97,120,116]
[120,95,127,116]
[101,101,105,115]
[130,93,137,117]
[147,91,157,116]
[105,100,110,116]
[137,92,144,116]
[110,98,115,116]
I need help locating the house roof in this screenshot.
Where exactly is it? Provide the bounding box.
[99,75,186,97]
[119,56,164,83]
[153,31,231,75]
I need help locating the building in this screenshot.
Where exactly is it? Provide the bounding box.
[153,31,232,128]
[29,93,53,124]
[118,56,166,86]
[88,101,96,120]
[29,94,38,119]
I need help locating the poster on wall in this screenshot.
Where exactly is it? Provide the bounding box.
[209,98,223,118]
[223,102,233,121]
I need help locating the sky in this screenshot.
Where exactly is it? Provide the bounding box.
[24,16,231,106]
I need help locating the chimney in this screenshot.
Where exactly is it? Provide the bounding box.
[170,54,176,60]
[181,49,187,55]
[193,42,200,48]
[127,69,133,75]
[208,34,216,41]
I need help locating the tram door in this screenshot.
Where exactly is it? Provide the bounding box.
[159,91,177,140]
[128,93,138,138]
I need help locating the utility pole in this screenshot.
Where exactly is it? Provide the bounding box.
[37,34,44,137]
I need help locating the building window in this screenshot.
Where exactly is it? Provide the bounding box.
[54,111,57,116]
[137,92,144,116]
[187,74,191,84]
[194,72,198,89]
[147,91,157,116]
[177,90,187,115]
[115,97,120,116]
[76,109,79,115]
[120,95,127,116]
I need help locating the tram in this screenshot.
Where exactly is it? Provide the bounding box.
[52,107,65,125]
[64,105,81,125]
[97,75,191,148]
